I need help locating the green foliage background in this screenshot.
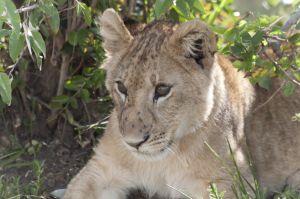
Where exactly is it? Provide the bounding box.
[0,0,300,129]
[0,0,300,198]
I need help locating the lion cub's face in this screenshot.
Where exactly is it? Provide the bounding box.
[100,9,217,159]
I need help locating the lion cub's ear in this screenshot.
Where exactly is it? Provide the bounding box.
[100,9,133,54]
[169,20,217,68]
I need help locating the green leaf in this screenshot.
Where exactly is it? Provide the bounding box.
[64,76,86,90]
[29,30,46,58]
[241,32,252,45]
[51,95,70,104]
[77,29,89,46]
[251,30,264,46]
[296,22,300,30]
[0,72,12,105]
[40,3,60,34]
[0,2,4,18]
[3,0,21,34]
[50,95,69,109]
[69,97,78,109]
[80,88,90,102]
[186,0,205,14]
[55,0,67,6]
[233,60,253,71]
[267,0,280,7]
[258,76,272,90]
[29,9,43,28]
[76,2,92,26]
[283,82,295,96]
[154,0,173,18]
[90,69,105,88]
[68,29,89,46]
[224,29,237,42]
[0,29,11,38]
[67,31,78,46]
[231,44,244,57]
[174,0,190,18]
[9,32,25,62]
[288,33,300,44]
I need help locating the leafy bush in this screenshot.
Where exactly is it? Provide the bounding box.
[0,0,299,130]
[0,0,300,198]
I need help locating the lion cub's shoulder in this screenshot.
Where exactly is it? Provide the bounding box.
[218,55,255,115]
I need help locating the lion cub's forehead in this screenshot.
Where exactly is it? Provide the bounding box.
[127,21,176,62]
[118,21,177,88]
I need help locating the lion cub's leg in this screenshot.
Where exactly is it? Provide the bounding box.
[63,156,133,199]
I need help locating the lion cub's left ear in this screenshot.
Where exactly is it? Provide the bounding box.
[100,9,133,54]
[169,20,217,68]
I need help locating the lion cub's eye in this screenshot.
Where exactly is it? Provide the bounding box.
[116,81,127,96]
[154,84,171,102]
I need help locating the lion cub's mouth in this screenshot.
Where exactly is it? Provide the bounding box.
[132,140,174,159]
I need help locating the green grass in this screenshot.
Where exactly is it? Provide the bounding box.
[205,140,300,199]
[0,160,44,199]
[0,137,45,199]
[0,136,299,199]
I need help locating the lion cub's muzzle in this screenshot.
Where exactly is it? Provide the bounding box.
[125,132,150,149]
[120,109,154,150]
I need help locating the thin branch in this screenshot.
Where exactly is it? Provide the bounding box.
[263,35,286,42]
[27,95,52,110]
[282,10,300,32]
[264,51,300,87]
[8,47,27,78]
[267,10,300,56]
[263,16,284,32]
[252,81,285,113]
[56,54,70,96]
[16,4,39,13]
[82,100,91,123]
[59,5,77,13]
[233,11,254,27]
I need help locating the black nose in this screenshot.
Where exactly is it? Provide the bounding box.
[126,133,150,149]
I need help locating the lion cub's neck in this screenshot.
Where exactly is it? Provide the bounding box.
[177,55,253,163]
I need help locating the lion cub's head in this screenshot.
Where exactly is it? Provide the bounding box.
[100,9,217,159]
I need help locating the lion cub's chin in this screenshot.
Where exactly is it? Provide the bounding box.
[129,141,174,161]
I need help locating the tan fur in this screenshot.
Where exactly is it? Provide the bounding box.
[63,9,300,199]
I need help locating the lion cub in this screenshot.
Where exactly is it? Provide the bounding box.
[63,9,300,199]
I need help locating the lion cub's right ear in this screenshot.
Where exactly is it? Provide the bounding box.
[168,20,217,69]
[100,9,133,55]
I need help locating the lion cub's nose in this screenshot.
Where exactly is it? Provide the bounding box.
[125,133,150,149]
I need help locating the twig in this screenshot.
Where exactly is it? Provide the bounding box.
[70,58,84,76]
[91,0,97,8]
[16,4,39,13]
[252,81,286,113]
[71,0,78,31]
[56,54,70,96]
[263,51,300,87]
[267,10,300,56]
[233,11,254,27]
[8,47,27,78]
[59,5,77,13]
[17,87,33,120]
[263,35,286,42]
[282,10,300,32]
[81,99,91,123]
[128,0,137,16]
[263,16,284,32]
[27,95,52,110]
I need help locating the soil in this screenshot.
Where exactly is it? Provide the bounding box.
[0,109,94,197]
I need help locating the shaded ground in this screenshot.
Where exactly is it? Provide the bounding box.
[0,118,93,197]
